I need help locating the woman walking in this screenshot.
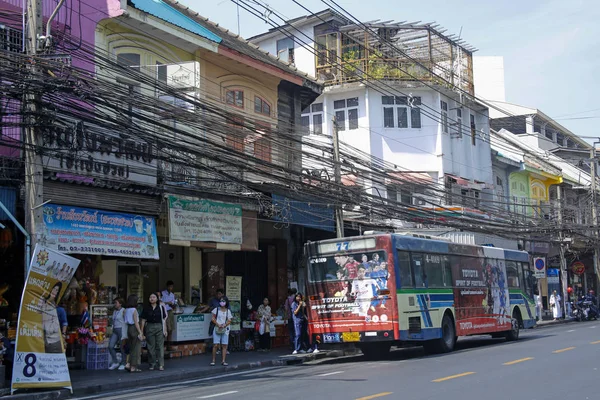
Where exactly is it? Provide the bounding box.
[211,296,232,366]
[141,293,167,371]
[291,293,307,354]
[257,297,272,351]
[109,298,125,370]
[550,290,562,320]
[124,295,144,372]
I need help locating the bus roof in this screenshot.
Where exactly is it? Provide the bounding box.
[305,233,529,262]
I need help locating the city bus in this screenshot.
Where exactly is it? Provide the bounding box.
[304,233,536,358]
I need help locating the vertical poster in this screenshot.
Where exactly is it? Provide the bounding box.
[11,245,81,394]
[225,276,242,332]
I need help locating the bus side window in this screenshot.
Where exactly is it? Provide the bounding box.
[442,256,452,287]
[411,253,426,288]
[506,261,519,288]
[397,251,413,288]
[424,255,444,288]
[519,262,533,297]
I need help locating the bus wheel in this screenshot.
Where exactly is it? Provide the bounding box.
[360,343,391,360]
[505,312,521,341]
[425,314,456,354]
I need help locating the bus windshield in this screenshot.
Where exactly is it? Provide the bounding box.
[308,250,389,282]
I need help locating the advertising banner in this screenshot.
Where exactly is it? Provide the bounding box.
[225,276,242,332]
[11,245,81,394]
[168,195,242,245]
[40,204,159,260]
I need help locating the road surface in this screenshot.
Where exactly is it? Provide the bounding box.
[74,322,599,400]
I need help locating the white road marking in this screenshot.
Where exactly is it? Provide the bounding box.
[318,371,345,376]
[567,329,576,332]
[590,326,597,329]
[198,391,239,399]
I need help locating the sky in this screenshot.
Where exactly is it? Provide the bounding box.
[181,0,600,140]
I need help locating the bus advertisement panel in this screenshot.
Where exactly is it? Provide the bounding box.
[449,246,512,335]
[306,235,397,344]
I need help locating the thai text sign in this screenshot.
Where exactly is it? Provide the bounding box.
[40,204,159,259]
[172,313,211,341]
[168,196,242,244]
[226,276,242,332]
[12,245,80,394]
[42,121,157,185]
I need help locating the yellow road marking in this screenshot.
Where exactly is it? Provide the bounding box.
[591,340,600,344]
[503,357,533,365]
[432,372,476,382]
[355,393,393,400]
[553,347,576,353]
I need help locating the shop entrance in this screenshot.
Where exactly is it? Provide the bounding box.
[117,260,160,302]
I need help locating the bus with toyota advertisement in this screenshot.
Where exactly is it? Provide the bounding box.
[304,233,536,358]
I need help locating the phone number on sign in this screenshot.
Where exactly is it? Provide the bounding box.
[58,246,142,257]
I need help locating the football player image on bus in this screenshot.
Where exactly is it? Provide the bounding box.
[350,265,378,317]
[334,253,360,279]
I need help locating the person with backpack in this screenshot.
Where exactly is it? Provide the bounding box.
[211,296,232,366]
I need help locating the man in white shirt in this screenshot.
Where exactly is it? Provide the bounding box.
[161,281,175,338]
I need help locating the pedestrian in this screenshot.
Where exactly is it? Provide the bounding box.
[141,292,167,371]
[285,288,297,350]
[291,293,307,354]
[124,294,144,372]
[534,289,541,321]
[161,281,176,338]
[550,290,561,321]
[257,297,272,351]
[109,298,125,370]
[211,296,232,366]
[301,296,319,354]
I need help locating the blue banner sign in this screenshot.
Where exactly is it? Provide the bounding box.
[40,204,159,259]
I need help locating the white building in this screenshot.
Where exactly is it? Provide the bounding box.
[250,10,494,215]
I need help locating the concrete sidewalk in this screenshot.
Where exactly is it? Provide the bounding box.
[534,317,575,328]
[4,348,341,400]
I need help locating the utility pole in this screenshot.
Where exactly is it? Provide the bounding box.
[24,0,44,264]
[591,145,599,299]
[332,117,344,238]
[556,185,568,318]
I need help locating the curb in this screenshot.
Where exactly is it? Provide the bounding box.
[533,318,575,329]
[3,351,342,400]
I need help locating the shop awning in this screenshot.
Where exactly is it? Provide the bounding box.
[385,172,433,185]
[445,174,491,190]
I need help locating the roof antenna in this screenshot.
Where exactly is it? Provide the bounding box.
[237,1,241,35]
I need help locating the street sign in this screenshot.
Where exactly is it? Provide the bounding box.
[533,257,546,279]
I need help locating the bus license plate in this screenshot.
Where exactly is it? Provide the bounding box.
[342,332,360,342]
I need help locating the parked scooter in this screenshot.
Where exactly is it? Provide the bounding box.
[571,300,586,322]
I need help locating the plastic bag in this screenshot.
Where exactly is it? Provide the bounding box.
[245,339,254,351]
[259,321,265,335]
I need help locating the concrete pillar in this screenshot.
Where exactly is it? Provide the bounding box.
[526,115,535,134]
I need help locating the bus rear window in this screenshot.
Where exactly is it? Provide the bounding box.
[308,251,388,282]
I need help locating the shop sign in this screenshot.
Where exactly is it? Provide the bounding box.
[168,195,242,245]
[42,121,157,185]
[171,313,211,341]
[571,261,586,276]
[11,245,80,394]
[40,204,159,259]
[533,257,546,279]
[226,276,242,332]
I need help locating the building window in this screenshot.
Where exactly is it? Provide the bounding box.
[253,122,272,163]
[301,103,324,135]
[382,96,421,129]
[254,96,271,116]
[316,33,338,67]
[440,100,448,133]
[226,90,244,108]
[0,26,23,53]
[276,37,295,64]
[455,108,463,137]
[470,114,476,145]
[226,115,245,152]
[333,97,359,131]
[117,52,141,72]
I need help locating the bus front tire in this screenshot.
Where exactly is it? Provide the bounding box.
[424,314,456,354]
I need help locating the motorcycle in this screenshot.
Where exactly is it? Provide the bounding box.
[582,299,599,320]
[571,300,586,322]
